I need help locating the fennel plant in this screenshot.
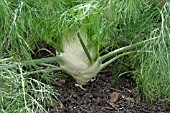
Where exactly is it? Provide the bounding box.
[1,0,170,112]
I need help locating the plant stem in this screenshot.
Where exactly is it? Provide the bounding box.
[23,67,62,75]
[0,56,61,70]
[99,51,135,71]
[99,37,158,63]
[22,56,61,66]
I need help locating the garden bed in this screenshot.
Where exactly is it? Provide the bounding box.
[34,42,169,113]
[51,66,169,113]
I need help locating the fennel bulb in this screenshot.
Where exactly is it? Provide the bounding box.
[58,33,101,85]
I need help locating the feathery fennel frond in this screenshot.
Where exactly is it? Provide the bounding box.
[134,2,170,102]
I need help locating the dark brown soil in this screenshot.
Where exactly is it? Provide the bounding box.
[51,68,169,113]
[33,41,170,113]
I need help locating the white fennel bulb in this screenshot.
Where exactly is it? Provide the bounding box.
[58,32,101,85]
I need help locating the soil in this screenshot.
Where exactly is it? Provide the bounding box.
[32,41,170,113]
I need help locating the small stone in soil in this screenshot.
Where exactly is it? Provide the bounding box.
[110,92,120,103]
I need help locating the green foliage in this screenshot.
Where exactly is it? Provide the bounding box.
[134,3,170,103]
[0,60,60,113]
[1,1,33,59]
[0,1,62,112]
